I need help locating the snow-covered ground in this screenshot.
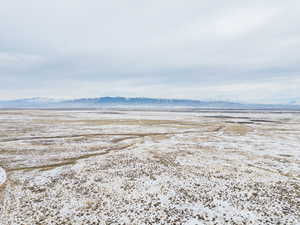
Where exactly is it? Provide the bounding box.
[0,109,299,224]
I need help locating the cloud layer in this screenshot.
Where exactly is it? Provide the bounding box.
[1,0,299,103]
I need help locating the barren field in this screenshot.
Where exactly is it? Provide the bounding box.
[0,109,299,225]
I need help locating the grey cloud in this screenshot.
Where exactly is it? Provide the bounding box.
[0,0,299,102]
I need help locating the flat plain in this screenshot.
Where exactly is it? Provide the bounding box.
[0,109,299,225]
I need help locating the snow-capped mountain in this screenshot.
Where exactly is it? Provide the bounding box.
[0,97,300,109]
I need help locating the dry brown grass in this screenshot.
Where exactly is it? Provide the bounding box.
[6,143,136,172]
[223,124,252,135]
[33,119,204,127]
[8,160,76,172]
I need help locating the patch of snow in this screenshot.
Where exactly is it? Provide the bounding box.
[184,218,205,225]
[0,167,6,186]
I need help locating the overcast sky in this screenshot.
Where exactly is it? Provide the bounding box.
[1,0,299,103]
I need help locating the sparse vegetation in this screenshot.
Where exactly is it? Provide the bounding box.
[0,109,299,224]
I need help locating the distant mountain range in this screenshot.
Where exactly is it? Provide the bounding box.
[0,97,300,109]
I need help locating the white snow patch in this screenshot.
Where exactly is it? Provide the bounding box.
[0,167,6,186]
[184,218,205,225]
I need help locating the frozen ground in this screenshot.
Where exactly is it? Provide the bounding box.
[0,109,299,225]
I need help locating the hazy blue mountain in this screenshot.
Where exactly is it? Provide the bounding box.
[0,97,300,109]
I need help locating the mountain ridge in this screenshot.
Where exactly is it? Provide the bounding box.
[0,97,300,109]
